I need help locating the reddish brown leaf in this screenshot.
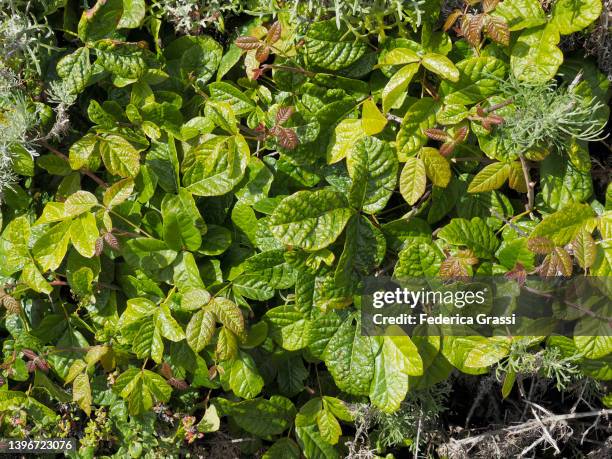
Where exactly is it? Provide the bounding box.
[235,36,261,50]
[485,16,510,46]
[505,263,527,285]
[251,67,265,80]
[276,106,294,125]
[440,141,456,157]
[22,349,37,360]
[539,248,573,277]
[104,232,119,250]
[159,362,174,379]
[35,358,50,373]
[527,237,555,255]
[255,45,270,63]
[275,127,298,150]
[457,249,478,266]
[94,237,104,256]
[168,377,189,390]
[463,14,484,47]
[2,295,21,314]
[444,9,464,32]
[424,128,449,142]
[487,114,504,125]
[482,0,500,13]
[453,126,469,142]
[440,256,469,278]
[266,21,282,44]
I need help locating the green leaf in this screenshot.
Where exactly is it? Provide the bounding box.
[183,135,249,196]
[179,36,223,88]
[396,98,438,160]
[531,203,596,246]
[0,216,31,274]
[468,162,511,193]
[56,47,92,94]
[208,82,256,116]
[270,189,353,251]
[323,396,354,421]
[65,190,98,217]
[72,373,92,416]
[335,215,386,282]
[100,135,141,178]
[421,53,459,81]
[205,100,238,134]
[94,40,147,82]
[263,438,301,459]
[378,47,421,66]
[118,0,145,28]
[69,212,98,258]
[103,178,134,208]
[370,332,422,413]
[347,136,398,213]
[303,19,368,70]
[324,314,377,396]
[216,327,239,361]
[296,424,338,459]
[69,133,100,171]
[440,57,507,105]
[438,217,499,258]
[123,238,178,272]
[198,404,220,433]
[229,351,264,399]
[157,303,185,341]
[574,336,612,360]
[115,368,172,415]
[32,220,72,271]
[573,230,596,270]
[421,147,451,188]
[443,336,511,373]
[217,395,295,437]
[492,0,547,31]
[537,153,593,211]
[266,305,312,351]
[382,63,420,113]
[78,0,123,42]
[210,297,244,335]
[551,0,602,35]
[361,99,387,135]
[394,241,443,277]
[161,188,204,251]
[317,408,342,444]
[326,119,366,164]
[400,157,427,205]
[511,24,563,83]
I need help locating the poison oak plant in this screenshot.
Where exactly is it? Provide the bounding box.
[0,0,610,457]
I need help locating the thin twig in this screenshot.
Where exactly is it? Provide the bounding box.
[386,113,403,124]
[41,140,108,188]
[518,153,534,211]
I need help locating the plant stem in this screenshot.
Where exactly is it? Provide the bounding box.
[518,153,534,211]
[41,140,109,189]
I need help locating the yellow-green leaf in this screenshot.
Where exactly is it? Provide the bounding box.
[421,53,459,82]
[361,99,387,135]
[468,162,511,193]
[421,147,451,187]
[382,63,420,113]
[70,212,98,258]
[400,157,427,205]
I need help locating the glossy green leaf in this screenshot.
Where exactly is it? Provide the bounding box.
[270,189,353,251]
